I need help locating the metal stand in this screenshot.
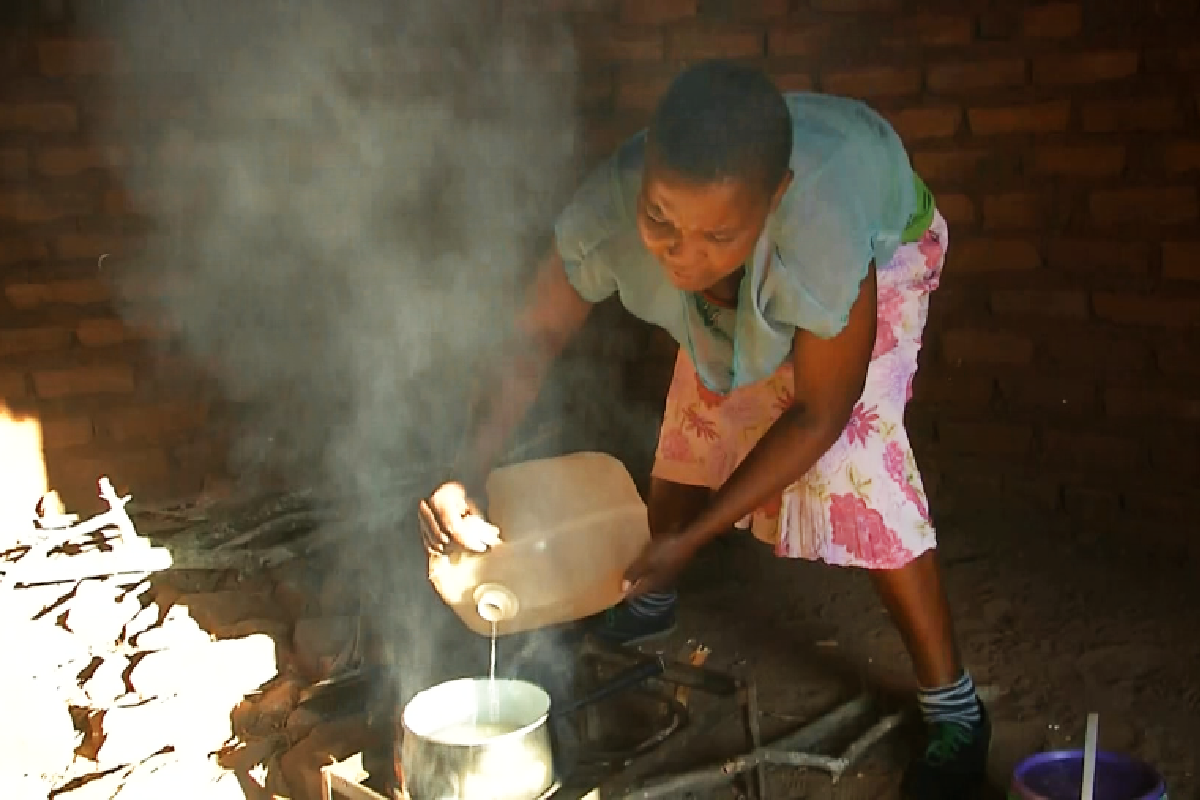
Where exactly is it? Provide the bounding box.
[566,639,945,800]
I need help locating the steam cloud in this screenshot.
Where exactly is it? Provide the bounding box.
[87,0,583,697]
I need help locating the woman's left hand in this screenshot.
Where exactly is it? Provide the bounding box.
[621,533,699,597]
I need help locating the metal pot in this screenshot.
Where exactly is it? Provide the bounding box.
[400,677,556,800]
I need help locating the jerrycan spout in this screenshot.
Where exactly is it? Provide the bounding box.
[473,583,520,624]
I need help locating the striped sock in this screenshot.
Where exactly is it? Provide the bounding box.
[625,589,677,619]
[918,671,982,729]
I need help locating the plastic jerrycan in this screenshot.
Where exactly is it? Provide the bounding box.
[427,451,652,637]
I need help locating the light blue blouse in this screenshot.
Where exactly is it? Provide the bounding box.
[554,93,921,394]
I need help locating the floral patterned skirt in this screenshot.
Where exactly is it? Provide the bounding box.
[651,210,948,571]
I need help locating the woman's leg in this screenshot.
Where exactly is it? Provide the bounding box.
[592,477,710,644]
[869,549,962,688]
[871,551,990,799]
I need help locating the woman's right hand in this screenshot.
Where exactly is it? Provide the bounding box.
[418,480,502,556]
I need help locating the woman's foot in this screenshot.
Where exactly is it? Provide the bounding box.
[900,676,992,799]
[588,591,678,646]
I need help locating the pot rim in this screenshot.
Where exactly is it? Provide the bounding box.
[401,677,551,746]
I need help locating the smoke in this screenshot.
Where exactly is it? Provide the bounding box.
[85,0,582,696]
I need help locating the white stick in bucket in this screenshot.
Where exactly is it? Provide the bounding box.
[1081,712,1099,800]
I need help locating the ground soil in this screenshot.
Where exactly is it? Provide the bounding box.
[412,502,1199,799]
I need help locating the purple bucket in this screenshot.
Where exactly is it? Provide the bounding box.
[1010,750,1167,800]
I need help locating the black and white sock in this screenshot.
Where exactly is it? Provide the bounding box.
[625,589,677,619]
[918,671,982,729]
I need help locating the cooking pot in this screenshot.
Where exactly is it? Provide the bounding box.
[400,677,555,800]
[399,660,666,800]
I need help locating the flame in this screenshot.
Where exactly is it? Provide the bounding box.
[0,403,47,538]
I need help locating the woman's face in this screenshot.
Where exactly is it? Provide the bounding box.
[637,151,790,293]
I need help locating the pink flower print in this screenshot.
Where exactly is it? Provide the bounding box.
[694,373,726,409]
[905,374,915,402]
[828,492,914,566]
[681,404,719,441]
[883,440,930,522]
[658,428,695,462]
[845,403,880,447]
[917,228,944,271]
[872,285,905,360]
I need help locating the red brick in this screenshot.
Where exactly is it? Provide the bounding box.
[938,420,1033,457]
[1080,97,1182,133]
[1105,386,1200,420]
[990,289,1089,318]
[1148,431,1200,474]
[912,148,1021,184]
[666,24,764,60]
[577,26,663,62]
[927,59,1027,93]
[96,401,210,444]
[820,66,921,97]
[732,0,789,19]
[950,239,1042,272]
[578,71,614,109]
[4,279,111,309]
[41,415,95,450]
[1032,145,1126,177]
[33,364,137,399]
[1162,142,1200,173]
[767,24,837,58]
[968,101,1070,135]
[76,318,133,347]
[1089,187,1198,227]
[883,107,962,141]
[981,192,1048,229]
[0,327,73,357]
[0,238,50,266]
[999,375,1097,412]
[1021,3,1083,38]
[36,38,124,77]
[883,14,975,48]
[810,0,898,11]
[1044,331,1150,375]
[1032,51,1139,85]
[1046,239,1150,274]
[0,103,79,133]
[1093,292,1200,326]
[53,233,140,261]
[910,371,995,408]
[35,146,125,178]
[942,329,1035,365]
[503,0,616,17]
[0,147,28,180]
[0,371,26,399]
[1042,428,1145,469]
[0,191,93,223]
[935,193,976,225]
[614,68,674,112]
[1156,335,1200,374]
[773,73,815,93]
[619,0,696,25]
[1162,241,1200,281]
[53,448,174,505]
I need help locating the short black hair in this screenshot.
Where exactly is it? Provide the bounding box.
[647,60,793,197]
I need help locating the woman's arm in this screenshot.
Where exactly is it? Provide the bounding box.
[679,262,878,548]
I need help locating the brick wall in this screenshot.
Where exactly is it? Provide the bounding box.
[1,11,224,513]
[556,0,1200,545]
[2,0,1198,540]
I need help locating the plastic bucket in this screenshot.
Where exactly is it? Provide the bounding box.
[1010,749,1166,800]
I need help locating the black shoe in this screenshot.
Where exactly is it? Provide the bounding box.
[588,601,677,646]
[900,701,992,800]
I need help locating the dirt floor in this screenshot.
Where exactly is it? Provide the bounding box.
[636,510,1200,799]
[399,497,1198,799]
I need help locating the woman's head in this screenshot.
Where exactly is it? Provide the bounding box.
[639,60,793,292]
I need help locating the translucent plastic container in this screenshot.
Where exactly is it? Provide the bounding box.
[428,451,651,637]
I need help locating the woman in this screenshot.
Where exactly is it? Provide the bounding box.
[419,60,989,798]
